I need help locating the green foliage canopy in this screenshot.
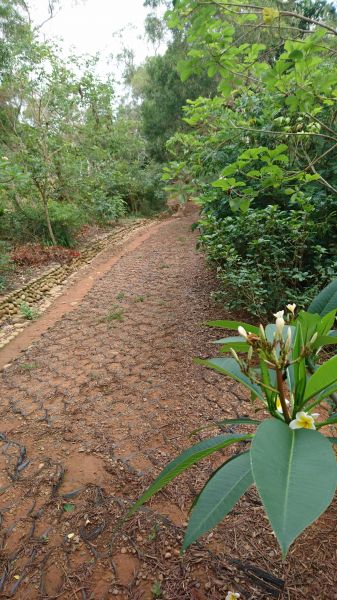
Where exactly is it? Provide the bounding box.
[161,0,337,314]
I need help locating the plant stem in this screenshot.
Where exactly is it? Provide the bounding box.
[276,368,291,423]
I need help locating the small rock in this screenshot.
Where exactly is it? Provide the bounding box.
[164,552,171,559]
[121,547,127,554]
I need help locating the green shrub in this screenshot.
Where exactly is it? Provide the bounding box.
[1,201,87,247]
[137,163,167,216]
[198,203,337,317]
[90,193,127,224]
[111,162,166,216]
[0,241,12,291]
[20,301,39,320]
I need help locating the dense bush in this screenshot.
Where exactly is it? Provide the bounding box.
[1,202,87,247]
[198,202,337,317]
[0,7,167,252]
[160,0,337,316]
[0,241,12,291]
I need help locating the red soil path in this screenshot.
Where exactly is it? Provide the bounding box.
[0,209,336,599]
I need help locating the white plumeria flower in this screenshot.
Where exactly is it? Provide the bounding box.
[286,303,296,314]
[225,593,240,600]
[289,411,320,430]
[273,310,284,319]
[273,310,285,338]
[2,156,8,161]
[238,326,248,340]
[276,397,290,413]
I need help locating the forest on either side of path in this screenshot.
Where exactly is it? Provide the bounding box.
[1,1,337,599]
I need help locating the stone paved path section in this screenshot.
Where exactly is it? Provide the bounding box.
[0,210,335,599]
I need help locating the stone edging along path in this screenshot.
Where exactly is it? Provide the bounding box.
[0,218,158,352]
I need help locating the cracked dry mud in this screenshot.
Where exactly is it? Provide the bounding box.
[0,209,336,600]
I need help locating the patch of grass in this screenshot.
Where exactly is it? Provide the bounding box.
[20,362,38,371]
[99,304,125,325]
[147,524,159,541]
[20,302,39,320]
[158,263,170,269]
[134,295,145,303]
[0,276,7,292]
[116,291,125,301]
[151,581,162,598]
[106,308,124,322]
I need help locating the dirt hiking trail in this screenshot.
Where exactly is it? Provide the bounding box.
[0,208,336,600]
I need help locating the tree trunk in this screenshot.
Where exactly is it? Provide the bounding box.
[43,196,57,245]
[34,179,57,245]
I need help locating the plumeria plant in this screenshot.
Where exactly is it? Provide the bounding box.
[130,281,337,557]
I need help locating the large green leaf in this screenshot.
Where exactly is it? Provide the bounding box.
[213,336,245,344]
[291,323,306,408]
[251,419,337,556]
[259,358,275,407]
[190,417,260,436]
[310,381,337,407]
[317,310,337,337]
[128,433,252,516]
[308,279,337,316]
[297,311,320,345]
[216,417,260,427]
[182,452,253,550]
[221,344,250,353]
[212,335,249,353]
[317,413,337,429]
[313,335,337,349]
[303,355,337,403]
[196,357,265,400]
[206,320,259,334]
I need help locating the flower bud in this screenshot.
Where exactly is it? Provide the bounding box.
[274,314,285,340]
[230,348,240,363]
[259,324,266,340]
[238,326,248,340]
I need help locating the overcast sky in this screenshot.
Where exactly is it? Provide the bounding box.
[29,0,164,78]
